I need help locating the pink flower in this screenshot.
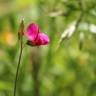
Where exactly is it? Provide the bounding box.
[25,23,49,46]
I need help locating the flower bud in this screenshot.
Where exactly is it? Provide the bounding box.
[18,19,24,40]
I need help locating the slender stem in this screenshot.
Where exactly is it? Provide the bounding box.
[14,38,23,96]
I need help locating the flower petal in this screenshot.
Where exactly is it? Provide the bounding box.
[25,23,40,40]
[35,33,49,45]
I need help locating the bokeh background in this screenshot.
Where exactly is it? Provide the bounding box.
[0,0,96,96]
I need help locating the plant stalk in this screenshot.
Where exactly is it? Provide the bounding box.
[14,38,23,96]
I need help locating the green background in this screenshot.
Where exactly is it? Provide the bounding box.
[0,0,96,96]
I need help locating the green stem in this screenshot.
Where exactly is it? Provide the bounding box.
[14,38,23,96]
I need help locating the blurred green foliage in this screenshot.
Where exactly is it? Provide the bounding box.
[0,0,96,96]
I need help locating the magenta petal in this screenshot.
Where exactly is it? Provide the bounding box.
[37,33,49,45]
[25,23,40,40]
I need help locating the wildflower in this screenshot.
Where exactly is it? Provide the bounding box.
[25,23,49,46]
